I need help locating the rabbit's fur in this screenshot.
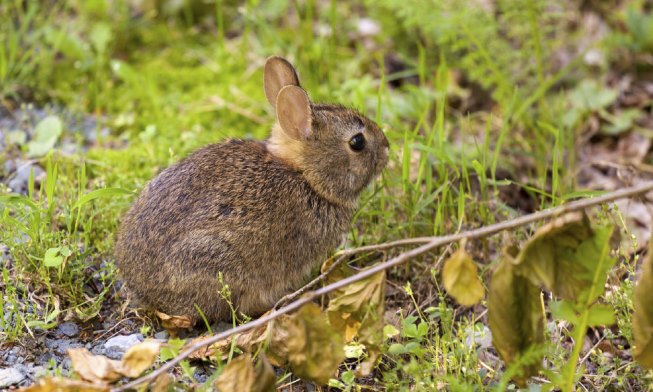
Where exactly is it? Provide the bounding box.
[115,57,389,323]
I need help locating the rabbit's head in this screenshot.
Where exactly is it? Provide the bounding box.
[264,56,389,206]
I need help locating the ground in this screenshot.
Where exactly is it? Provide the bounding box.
[1,0,653,390]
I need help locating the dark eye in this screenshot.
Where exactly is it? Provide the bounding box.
[349,133,366,152]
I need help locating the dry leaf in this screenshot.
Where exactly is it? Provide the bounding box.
[20,377,109,392]
[488,248,544,386]
[188,315,290,366]
[516,213,609,301]
[67,348,123,384]
[327,269,385,342]
[283,303,344,384]
[214,354,276,392]
[120,340,162,378]
[214,355,255,392]
[632,239,653,368]
[155,311,194,336]
[442,247,485,306]
[326,267,385,376]
[151,373,173,392]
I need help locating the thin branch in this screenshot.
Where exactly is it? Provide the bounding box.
[273,254,348,309]
[112,181,653,392]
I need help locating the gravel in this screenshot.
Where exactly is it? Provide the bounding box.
[57,322,80,338]
[0,367,26,389]
[104,333,144,353]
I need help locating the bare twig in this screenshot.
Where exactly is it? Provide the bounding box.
[112,181,653,392]
[273,254,349,309]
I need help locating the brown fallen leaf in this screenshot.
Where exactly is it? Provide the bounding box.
[66,340,162,386]
[189,316,290,366]
[151,373,174,392]
[326,264,385,376]
[214,354,276,392]
[155,311,194,337]
[120,340,162,378]
[67,348,123,384]
[20,377,109,392]
[442,247,485,306]
[283,303,344,384]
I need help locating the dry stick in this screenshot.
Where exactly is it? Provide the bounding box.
[113,181,653,392]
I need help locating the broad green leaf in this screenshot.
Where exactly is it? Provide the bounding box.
[488,249,544,385]
[89,23,112,54]
[43,247,63,268]
[60,246,72,257]
[569,80,617,112]
[26,115,63,158]
[383,325,400,340]
[550,300,580,325]
[442,248,485,306]
[516,213,615,301]
[632,239,653,369]
[387,343,407,355]
[585,304,616,327]
[283,303,344,384]
[602,109,642,135]
[551,301,615,327]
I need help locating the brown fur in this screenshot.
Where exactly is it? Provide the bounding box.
[114,57,389,322]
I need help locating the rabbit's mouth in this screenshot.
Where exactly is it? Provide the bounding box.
[374,145,390,175]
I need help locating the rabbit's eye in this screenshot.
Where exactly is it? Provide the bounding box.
[349,133,366,152]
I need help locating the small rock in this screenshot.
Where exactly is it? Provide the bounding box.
[105,347,124,360]
[32,366,47,378]
[154,330,169,340]
[57,322,79,337]
[6,161,45,195]
[104,333,143,352]
[0,367,25,388]
[91,345,106,356]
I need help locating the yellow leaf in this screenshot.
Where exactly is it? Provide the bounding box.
[120,340,162,378]
[214,354,276,392]
[326,267,385,376]
[283,303,344,384]
[327,270,385,340]
[633,238,653,369]
[20,377,108,392]
[67,348,123,384]
[442,248,485,306]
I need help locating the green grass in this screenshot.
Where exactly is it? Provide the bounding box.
[1,0,652,390]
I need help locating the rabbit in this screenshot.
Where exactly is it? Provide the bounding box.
[114,56,389,324]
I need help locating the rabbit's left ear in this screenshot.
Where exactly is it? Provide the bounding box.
[264,56,301,108]
[276,85,312,140]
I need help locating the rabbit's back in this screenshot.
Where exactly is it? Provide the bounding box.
[115,140,353,321]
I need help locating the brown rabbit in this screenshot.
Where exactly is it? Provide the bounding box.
[115,57,389,323]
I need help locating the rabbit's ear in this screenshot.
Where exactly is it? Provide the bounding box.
[264,56,301,108]
[276,85,312,140]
